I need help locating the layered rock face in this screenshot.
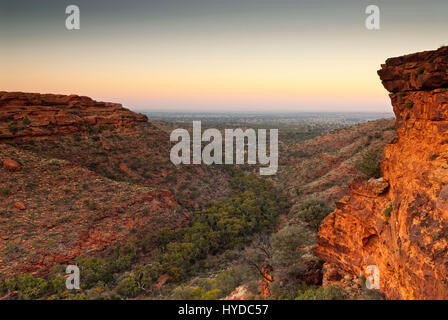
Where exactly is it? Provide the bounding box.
[316,47,448,299]
[0,91,147,140]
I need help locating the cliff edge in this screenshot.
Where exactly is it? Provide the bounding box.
[316,47,448,299]
[0,92,147,140]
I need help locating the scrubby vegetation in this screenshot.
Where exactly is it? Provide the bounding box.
[145,170,289,288]
[383,204,393,218]
[404,101,414,109]
[295,285,347,300]
[293,198,333,231]
[356,149,382,179]
[0,169,289,300]
[0,116,392,300]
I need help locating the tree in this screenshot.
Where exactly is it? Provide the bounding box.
[214,270,242,296]
[356,149,382,179]
[270,225,314,273]
[241,234,273,282]
[294,198,332,231]
[116,276,141,298]
[16,274,48,299]
[241,225,315,298]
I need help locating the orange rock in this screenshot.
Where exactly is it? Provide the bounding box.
[166,199,176,207]
[119,163,129,173]
[2,158,21,172]
[316,46,448,300]
[225,285,254,300]
[14,202,26,210]
[259,264,273,298]
[0,91,148,141]
[155,274,169,288]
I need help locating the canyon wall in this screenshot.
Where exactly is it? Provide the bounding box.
[0,91,147,140]
[316,47,448,299]
[0,92,186,277]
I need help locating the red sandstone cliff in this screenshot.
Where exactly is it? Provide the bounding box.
[316,47,448,300]
[0,91,147,140]
[0,92,184,277]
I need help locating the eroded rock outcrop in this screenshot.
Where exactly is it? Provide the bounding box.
[2,158,21,172]
[0,91,147,140]
[316,47,448,299]
[259,264,274,298]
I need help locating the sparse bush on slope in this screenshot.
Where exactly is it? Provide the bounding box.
[355,149,382,179]
[294,198,333,231]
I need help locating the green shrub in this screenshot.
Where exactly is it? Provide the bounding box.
[0,115,13,122]
[404,101,414,109]
[8,122,19,134]
[6,243,22,255]
[160,172,288,281]
[202,289,221,300]
[83,200,98,211]
[171,285,203,300]
[4,278,17,292]
[295,285,347,300]
[22,117,31,126]
[270,225,313,275]
[75,257,114,289]
[116,276,141,298]
[16,274,48,299]
[294,198,332,231]
[50,276,66,295]
[133,262,163,291]
[88,201,98,211]
[0,280,7,295]
[1,187,10,196]
[383,205,393,217]
[214,269,242,296]
[356,150,382,179]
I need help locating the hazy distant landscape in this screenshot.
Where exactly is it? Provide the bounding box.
[144,111,394,145]
[144,111,394,123]
[0,93,395,299]
[4,0,448,304]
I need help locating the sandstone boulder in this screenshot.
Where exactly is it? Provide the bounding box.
[14,202,26,210]
[2,158,21,172]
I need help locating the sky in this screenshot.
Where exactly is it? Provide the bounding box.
[1,0,448,113]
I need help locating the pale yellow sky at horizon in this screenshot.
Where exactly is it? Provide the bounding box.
[2,0,448,112]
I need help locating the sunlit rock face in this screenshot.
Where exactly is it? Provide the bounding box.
[0,91,147,141]
[316,47,448,300]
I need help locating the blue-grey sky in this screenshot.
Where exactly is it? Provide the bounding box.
[1,0,448,112]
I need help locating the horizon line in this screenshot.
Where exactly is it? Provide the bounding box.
[135,109,395,115]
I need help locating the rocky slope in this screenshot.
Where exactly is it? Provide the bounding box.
[316,47,448,299]
[276,118,396,206]
[0,92,231,279]
[0,140,189,277]
[0,92,147,140]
